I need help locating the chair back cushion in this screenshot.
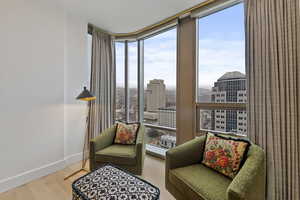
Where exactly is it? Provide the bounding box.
[202,132,250,179]
[114,122,140,145]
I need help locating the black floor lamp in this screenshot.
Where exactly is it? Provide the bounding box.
[64,87,96,180]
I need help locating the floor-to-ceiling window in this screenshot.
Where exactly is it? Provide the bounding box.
[128,42,139,122]
[196,2,246,135]
[115,42,126,122]
[143,29,177,153]
[114,28,177,156]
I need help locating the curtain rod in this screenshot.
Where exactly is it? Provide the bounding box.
[89,0,216,38]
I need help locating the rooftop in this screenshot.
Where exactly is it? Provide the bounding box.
[218,71,246,81]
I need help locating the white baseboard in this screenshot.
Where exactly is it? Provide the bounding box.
[64,152,83,165]
[0,152,83,193]
[0,159,65,193]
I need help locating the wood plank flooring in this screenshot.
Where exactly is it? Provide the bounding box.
[0,155,175,200]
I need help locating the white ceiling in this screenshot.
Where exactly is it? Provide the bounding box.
[59,0,205,33]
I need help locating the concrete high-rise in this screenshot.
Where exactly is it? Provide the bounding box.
[146,79,166,111]
[211,71,247,134]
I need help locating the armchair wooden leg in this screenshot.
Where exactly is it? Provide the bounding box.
[64,168,89,180]
[64,160,89,180]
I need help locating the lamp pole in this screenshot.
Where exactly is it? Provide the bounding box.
[64,87,95,180]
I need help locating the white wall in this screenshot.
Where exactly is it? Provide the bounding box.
[0,0,89,192]
[64,13,90,163]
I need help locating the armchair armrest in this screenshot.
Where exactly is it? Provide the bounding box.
[166,136,206,170]
[165,136,206,189]
[227,145,266,200]
[89,125,116,170]
[135,124,146,173]
[135,124,145,152]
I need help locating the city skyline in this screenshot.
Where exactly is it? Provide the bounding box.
[116,71,246,111]
[116,71,247,149]
[116,70,247,149]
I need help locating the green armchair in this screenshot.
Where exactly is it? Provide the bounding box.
[89,124,145,175]
[165,136,266,200]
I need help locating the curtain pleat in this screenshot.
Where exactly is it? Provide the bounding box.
[82,30,115,166]
[245,0,300,199]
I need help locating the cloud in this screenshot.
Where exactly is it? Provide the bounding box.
[115,34,245,90]
[198,39,245,88]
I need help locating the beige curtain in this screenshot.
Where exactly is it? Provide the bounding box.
[82,30,115,167]
[245,0,300,199]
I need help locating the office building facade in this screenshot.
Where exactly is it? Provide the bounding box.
[211,71,247,134]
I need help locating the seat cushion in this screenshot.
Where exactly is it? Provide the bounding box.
[95,145,136,165]
[169,164,232,200]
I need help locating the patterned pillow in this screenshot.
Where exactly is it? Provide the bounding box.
[114,123,140,145]
[202,132,250,179]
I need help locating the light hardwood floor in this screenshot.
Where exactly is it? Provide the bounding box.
[0,155,175,200]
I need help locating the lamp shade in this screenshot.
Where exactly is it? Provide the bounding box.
[76,87,96,101]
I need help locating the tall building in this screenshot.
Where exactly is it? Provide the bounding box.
[237,90,247,134]
[146,79,166,111]
[211,71,247,134]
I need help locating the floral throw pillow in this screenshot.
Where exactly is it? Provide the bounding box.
[202,132,250,179]
[114,123,140,145]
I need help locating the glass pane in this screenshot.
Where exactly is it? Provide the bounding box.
[128,42,138,122]
[198,3,246,103]
[198,109,247,135]
[197,3,247,135]
[143,28,177,150]
[115,42,126,122]
[144,28,177,129]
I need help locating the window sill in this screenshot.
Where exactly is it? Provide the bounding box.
[145,144,168,159]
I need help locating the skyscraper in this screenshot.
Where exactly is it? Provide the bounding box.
[211,71,247,134]
[146,79,166,111]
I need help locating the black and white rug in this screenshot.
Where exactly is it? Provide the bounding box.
[72,164,160,200]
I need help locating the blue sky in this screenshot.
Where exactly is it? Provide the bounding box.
[116,3,245,89]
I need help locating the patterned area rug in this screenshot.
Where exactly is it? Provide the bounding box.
[72,164,160,200]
